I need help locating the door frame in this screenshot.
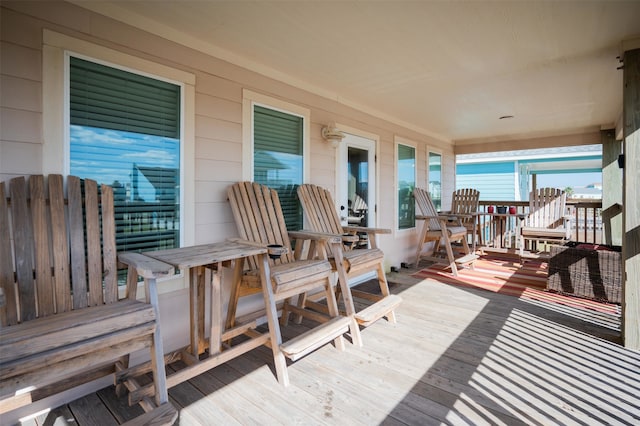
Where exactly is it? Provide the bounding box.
[335,124,380,227]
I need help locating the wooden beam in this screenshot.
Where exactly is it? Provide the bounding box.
[601,129,623,246]
[622,47,640,350]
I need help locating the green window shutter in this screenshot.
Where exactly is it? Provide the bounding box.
[70,57,180,138]
[253,106,303,230]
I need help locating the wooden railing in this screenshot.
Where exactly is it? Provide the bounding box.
[477,199,603,244]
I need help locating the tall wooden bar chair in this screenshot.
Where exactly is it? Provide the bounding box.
[413,187,477,276]
[519,187,572,257]
[297,184,402,331]
[447,188,482,248]
[0,175,176,424]
[227,182,359,386]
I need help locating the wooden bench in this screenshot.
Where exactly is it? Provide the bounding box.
[0,175,177,424]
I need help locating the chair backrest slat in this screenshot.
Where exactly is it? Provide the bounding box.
[9,177,37,322]
[413,187,440,231]
[101,183,119,304]
[48,175,71,314]
[529,187,566,229]
[30,175,55,317]
[1,181,19,325]
[68,176,89,309]
[85,179,103,307]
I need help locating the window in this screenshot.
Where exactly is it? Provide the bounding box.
[428,151,442,211]
[243,90,309,231]
[68,56,181,253]
[397,143,416,229]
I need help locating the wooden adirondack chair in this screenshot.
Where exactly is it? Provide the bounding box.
[413,187,477,276]
[227,182,358,386]
[0,175,176,424]
[297,184,402,330]
[519,187,572,256]
[447,188,482,247]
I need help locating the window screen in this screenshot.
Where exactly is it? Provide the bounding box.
[253,105,303,231]
[69,56,181,254]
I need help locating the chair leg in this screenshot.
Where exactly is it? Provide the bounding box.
[376,264,396,324]
[442,234,458,276]
[258,256,289,387]
[415,222,429,266]
[115,355,129,397]
[461,236,474,271]
[146,277,169,406]
[332,250,363,348]
[293,293,307,325]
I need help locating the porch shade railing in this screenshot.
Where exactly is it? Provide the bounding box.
[477,199,603,244]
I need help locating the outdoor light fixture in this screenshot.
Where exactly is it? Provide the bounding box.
[321,124,345,147]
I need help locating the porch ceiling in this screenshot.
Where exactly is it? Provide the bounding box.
[73,1,640,144]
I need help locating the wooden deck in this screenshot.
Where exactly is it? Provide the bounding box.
[21,264,639,425]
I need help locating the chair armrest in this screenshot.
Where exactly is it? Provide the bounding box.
[118,252,175,279]
[289,230,342,244]
[416,214,466,222]
[442,213,473,220]
[342,225,391,235]
[226,237,290,257]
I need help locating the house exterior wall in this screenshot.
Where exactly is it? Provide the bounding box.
[0,1,454,267]
[456,162,518,201]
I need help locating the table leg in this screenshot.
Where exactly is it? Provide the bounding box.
[209,262,222,355]
[225,258,245,331]
[188,266,206,358]
[257,252,288,386]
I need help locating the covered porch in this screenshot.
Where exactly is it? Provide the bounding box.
[2,1,640,424]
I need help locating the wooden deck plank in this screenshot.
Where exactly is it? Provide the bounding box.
[163,364,240,425]
[67,393,118,426]
[29,268,640,426]
[96,386,145,424]
[224,344,371,425]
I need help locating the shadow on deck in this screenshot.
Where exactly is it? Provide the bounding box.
[19,258,640,425]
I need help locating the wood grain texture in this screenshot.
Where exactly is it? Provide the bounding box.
[623,47,640,349]
[9,176,37,321]
[1,175,173,419]
[29,175,55,317]
[36,262,640,425]
[49,174,71,314]
[0,182,18,326]
[298,183,398,330]
[414,187,473,276]
[67,175,88,309]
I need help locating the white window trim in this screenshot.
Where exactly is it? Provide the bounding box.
[395,136,418,232]
[427,147,444,210]
[241,89,310,182]
[427,146,444,185]
[42,30,196,250]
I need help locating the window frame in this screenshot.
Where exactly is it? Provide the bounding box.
[42,30,196,248]
[241,90,310,183]
[395,137,417,231]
